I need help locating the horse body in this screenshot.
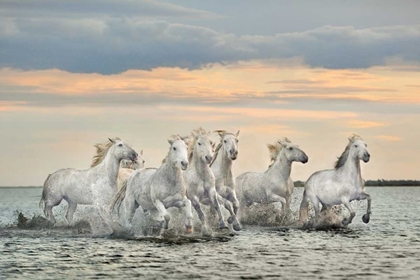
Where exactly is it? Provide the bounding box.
[184,128,227,235]
[40,138,138,225]
[236,138,308,215]
[113,135,193,235]
[210,130,242,231]
[299,135,371,226]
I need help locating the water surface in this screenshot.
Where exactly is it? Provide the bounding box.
[1,187,419,279]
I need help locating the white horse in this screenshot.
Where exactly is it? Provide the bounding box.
[184,128,228,235]
[210,130,242,231]
[299,134,371,227]
[117,150,145,191]
[112,135,194,235]
[236,138,308,217]
[40,137,138,225]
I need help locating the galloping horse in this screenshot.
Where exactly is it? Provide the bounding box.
[112,135,194,235]
[236,138,308,217]
[184,128,228,235]
[40,137,138,224]
[211,130,242,231]
[299,134,372,227]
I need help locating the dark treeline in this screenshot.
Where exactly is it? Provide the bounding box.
[294,180,420,187]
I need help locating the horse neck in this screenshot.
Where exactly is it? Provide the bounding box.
[267,150,292,181]
[94,148,120,188]
[191,150,212,180]
[339,153,362,178]
[159,159,184,183]
[213,147,232,176]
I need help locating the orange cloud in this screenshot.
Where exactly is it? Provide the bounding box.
[376,135,402,142]
[347,120,386,128]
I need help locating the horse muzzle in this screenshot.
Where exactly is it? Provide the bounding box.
[181,161,189,170]
[363,153,370,163]
[301,155,309,164]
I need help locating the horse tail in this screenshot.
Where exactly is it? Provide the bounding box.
[39,174,51,213]
[299,189,309,223]
[110,179,128,214]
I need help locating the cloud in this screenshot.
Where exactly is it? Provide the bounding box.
[376,135,402,142]
[0,0,218,19]
[347,120,385,129]
[0,3,419,75]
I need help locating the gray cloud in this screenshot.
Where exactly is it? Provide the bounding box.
[0,2,419,74]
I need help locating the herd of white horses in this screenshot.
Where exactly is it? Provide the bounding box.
[39,128,372,236]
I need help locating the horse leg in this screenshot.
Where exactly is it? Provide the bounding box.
[341,199,356,227]
[267,193,288,216]
[209,188,228,229]
[219,194,242,231]
[153,199,171,233]
[121,196,137,228]
[359,192,372,223]
[44,204,57,225]
[65,202,77,225]
[191,197,211,236]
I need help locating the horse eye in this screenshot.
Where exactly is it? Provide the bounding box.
[236,139,239,143]
[143,160,145,163]
[198,142,201,146]
[355,145,358,148]
[118,144,123,147]
[288,147,293,150]
[173,147,177,151]
[224,140,227,143]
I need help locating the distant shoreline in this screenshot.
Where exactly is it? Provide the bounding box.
[2,180,420,188]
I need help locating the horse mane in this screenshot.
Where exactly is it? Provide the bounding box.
[187,127,208,162]
[268,137,291,168]
[91,137,121,167]
[209,130,237,167]
[334,134,363,169]
[161,134,183,164]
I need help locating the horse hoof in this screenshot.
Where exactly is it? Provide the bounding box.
[227,217,234,224]
[233,223,242,231]
[219,222,228,229]
[185,225,193,234]
[362,214,370,224]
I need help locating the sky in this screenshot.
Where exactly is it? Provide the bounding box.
[1,0,419,186]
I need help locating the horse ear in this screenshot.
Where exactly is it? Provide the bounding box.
[278,140,287,147]
[168,139,174,145]
[140,150,143,156]
[182,136,190,145]
[108,138,115,144]
[235,130,240,138]
[215,130,225,138]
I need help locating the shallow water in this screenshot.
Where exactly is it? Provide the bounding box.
[1,187,420,279]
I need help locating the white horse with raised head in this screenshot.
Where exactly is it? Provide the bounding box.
[112,135,194,235]
[236,138,308,217]
[117,150,145,191]
[184,127,228,235]
[40,137,138,225]
[210,130,242,231]
[299,134,371,227]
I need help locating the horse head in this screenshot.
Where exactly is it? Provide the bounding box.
[191,128,214,164]
[168,135,189,170]
[349,136,370,163]
[216,130,240,161]
[108,138,138,162]
[278,138,308,164]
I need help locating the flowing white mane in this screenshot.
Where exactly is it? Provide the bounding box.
[91,137,121,167]
[334,134,363,169]
[267,137,291,165]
